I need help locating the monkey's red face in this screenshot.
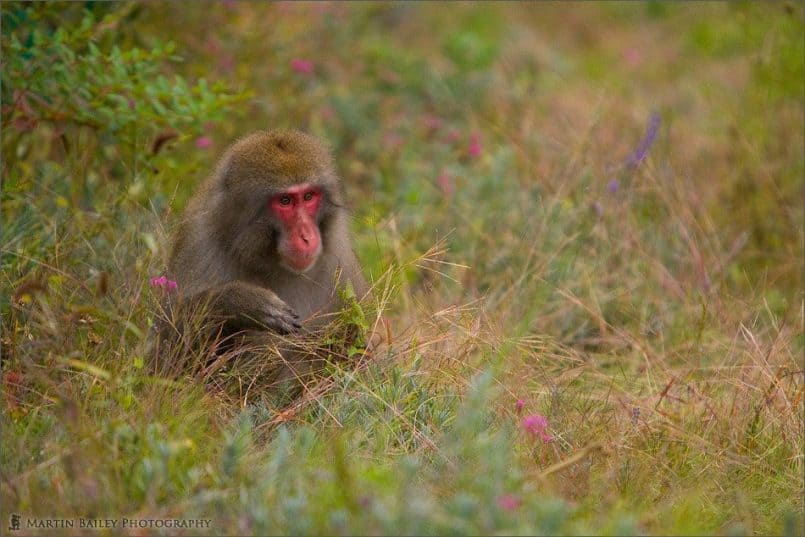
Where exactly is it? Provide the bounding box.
[269,183,323,273]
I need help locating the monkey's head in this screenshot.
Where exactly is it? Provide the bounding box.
[210,130,345,275]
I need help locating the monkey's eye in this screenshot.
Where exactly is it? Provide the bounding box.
[303,191,315,202]
[279,195,292,206]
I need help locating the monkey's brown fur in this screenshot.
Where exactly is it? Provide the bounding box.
[163,130,369,383]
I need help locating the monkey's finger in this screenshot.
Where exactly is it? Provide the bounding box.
[266,312,303,334]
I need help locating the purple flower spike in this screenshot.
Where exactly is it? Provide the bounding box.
[607,179,620,194]
[516,399,525,415]
[522,414,553,443]
[627,111,661,168]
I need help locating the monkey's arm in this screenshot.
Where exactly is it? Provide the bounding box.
[183,281,302,335]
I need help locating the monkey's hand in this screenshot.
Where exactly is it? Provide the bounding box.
[200,281,302,335]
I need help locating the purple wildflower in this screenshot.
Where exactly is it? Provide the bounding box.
[522,414,553,443]
[626,111,661,167]
[607,178,620,194]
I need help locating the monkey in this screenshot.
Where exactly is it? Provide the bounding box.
[158,129,370,387]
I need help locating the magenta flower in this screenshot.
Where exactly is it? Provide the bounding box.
[496,494,521,512]
[468,132,482,158]
[150,276,178,292]
[516,399,525,415]
[290,58,314,75]
[195,136,213,149]
[522,414,553,442]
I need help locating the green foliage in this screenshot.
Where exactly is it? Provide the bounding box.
[2,2,248,205]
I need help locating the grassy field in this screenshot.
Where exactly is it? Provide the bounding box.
[2,2,803,535]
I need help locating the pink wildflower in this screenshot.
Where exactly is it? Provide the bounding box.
[446,129,461,143]
[437,171,454,198]
[623,48,642,67]
[205,37,221,55]
[521,414,553,443]
[468,132,482,158]
[218,54,235,73]
[496,494,521,512]
[516,399,525,415]
[150,275,178,293]
[195,136,213,149]
[422,114,443,132]
[383,131,405,151]
[320,106,335,122]
[290,58,314,75]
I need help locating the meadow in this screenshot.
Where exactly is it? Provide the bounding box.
[1,2,803,535]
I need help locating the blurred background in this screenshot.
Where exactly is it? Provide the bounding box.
[2,2,803,535]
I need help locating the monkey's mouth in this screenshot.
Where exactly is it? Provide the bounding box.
[280,249,321,274]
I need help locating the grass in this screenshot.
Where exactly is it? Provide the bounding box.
[2,2,803,535]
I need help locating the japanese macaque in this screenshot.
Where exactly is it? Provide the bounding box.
[158,130,370,386]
